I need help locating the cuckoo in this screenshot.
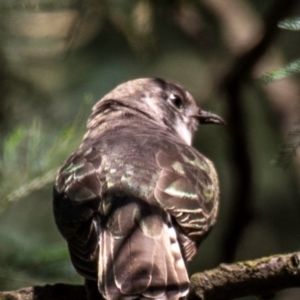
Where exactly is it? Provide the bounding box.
[53,78,224,300]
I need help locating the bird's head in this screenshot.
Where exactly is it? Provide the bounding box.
[88,78,225,145]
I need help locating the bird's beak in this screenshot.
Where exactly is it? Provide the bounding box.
[195,109,226,125]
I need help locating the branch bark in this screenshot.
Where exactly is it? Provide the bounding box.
[188,252,300,300]
[1,252,300,300]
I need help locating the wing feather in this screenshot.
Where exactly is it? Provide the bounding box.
[155,147,219,261]
[53,147,102,280]
[53,132,219,299]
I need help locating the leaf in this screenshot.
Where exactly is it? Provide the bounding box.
[278,17,300,31]
[259,58,300,84]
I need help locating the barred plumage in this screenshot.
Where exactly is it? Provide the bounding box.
[53,78,223,300]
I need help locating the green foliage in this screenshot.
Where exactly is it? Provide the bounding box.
[259,58,300,84]
[0,95,93,288]
[0,98,91,213]
[259,17,300,84]
[258,17,300,168]
[0,225,78,287]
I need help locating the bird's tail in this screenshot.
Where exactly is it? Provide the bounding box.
[97,201,189,300]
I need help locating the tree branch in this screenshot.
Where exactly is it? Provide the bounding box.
[189,252,300,300]
[1,252,300,300]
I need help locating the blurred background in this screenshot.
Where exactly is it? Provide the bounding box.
[0,0,300,299]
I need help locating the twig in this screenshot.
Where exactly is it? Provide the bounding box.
[0,169,57,213]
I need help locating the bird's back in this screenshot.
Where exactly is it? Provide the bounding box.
[53,77,222,300]
[54,123,218,299]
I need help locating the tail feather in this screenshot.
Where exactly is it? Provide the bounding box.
[98,214,189,299]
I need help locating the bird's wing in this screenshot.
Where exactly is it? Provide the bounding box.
[53,139,190,299]
[154,144,219,261]
[53,132,219,299]
[96,136,219,298]
[53,146,103,280]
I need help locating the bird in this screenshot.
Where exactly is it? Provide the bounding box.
[53,78,224,300]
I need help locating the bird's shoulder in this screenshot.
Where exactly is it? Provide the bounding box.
[55,145,103,202]
[55,126,218,209]
[54,126,219,262]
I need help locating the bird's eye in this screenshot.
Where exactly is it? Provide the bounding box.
[169,93,183,109]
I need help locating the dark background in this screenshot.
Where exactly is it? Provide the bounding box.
[1,1,300,299]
